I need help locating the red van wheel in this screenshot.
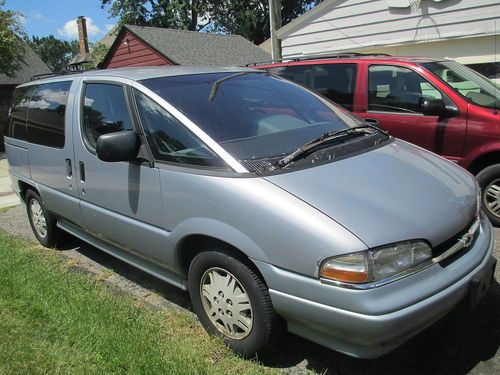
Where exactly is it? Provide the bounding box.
[476,164,500,226]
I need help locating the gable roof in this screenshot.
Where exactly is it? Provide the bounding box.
[0,44,51,85]
[277,0,339,38]
[105,25,271,66]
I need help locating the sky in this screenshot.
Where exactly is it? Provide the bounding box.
[4,0,118,42]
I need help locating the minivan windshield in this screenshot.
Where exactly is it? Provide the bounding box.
[139,72,369,165]
[422,60,500,109]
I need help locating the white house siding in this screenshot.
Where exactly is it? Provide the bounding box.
[361,35,500,65]
[279,0,500,62]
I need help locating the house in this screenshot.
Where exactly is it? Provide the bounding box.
[0,45,51,139]
[101,25,271,68]
[276,0,500,80]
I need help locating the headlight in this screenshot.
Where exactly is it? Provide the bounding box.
[320,240,432,285]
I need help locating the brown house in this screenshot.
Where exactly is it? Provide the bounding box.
[102,25,271,68]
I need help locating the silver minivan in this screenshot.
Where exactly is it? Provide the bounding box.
[5,66,496,359]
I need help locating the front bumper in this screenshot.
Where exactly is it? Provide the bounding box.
[254,219,496,358]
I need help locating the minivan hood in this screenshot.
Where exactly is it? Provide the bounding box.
[264,140,477,248]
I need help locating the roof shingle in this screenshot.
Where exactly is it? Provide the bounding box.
[0,44,51,85]
[124,25,271,66]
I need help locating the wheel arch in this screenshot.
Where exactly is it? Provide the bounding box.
[460,141,500,176]
[177,235,266,281]
[18,180,39,203]
[465,149,500,175]
[171,219,270,281]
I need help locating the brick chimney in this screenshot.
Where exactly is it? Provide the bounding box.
[76,16,90,55]
[68,16,93,70]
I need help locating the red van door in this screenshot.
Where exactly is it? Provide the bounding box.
[355,63,467,163]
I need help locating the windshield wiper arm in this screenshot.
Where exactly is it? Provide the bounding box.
[208,71,266,101]
[277,124,388,168]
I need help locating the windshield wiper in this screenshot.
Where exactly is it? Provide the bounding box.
[208,71,266,101]
[277,124,388,168]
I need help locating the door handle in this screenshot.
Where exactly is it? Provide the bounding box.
[65,159,72,178]
[79,161,85,182]
[364,118,380,127]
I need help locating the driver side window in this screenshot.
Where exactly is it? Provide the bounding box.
[368,65,442,114]
[133,89,227,169]
[83,83,134,149]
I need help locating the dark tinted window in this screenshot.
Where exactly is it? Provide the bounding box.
[83,84,133,149]
[140,73,365,162]
[368,65,442,113]
[276,64,357,110]
[466,62,500,81]
[27,81,71,148]
[134,90,226,168]
[8,86,34,141]
[0,87,14,133]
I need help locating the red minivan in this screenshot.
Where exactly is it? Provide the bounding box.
[258,55,500,225]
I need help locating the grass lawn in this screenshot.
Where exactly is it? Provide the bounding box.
[0,231,276,374]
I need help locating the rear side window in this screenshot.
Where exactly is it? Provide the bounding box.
[277,64,357,110]
[8,86,34,141]
[27,81,71,148]
[82,83,134,149]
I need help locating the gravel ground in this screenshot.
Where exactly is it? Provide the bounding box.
[0,205,498,375]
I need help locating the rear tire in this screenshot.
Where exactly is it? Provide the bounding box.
[188,250,282,357]
[476,164,500,226]
[26,189,59,247]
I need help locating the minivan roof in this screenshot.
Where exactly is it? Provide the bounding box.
[253,55,448,68]
[22,66,255,86]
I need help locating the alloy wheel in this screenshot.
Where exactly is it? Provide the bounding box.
[484,179,500,218]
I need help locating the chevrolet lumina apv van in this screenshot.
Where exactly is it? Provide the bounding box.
[5,66,497,358]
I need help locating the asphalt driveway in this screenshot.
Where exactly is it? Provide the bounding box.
[0,205,498,375]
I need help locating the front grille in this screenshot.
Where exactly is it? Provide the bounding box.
[432,216,480,267]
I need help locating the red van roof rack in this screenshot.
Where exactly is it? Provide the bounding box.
[246,52,391,67]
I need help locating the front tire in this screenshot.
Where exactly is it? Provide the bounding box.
[26,189,59,247]
[476,164,500,226]
[188,250,282,356]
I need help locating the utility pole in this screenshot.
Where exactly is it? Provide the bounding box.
[269,0,282,60]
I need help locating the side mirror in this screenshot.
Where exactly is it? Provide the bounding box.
[96,130,140,162]
[421,99,458,118]
[421,99,446,116]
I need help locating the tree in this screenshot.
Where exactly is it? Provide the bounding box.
[0,0,25,77]
[101,0,321,44]
[90,42,110,67]
[25,35,79,72]
[101,0,210,31]
[209,0,320,44]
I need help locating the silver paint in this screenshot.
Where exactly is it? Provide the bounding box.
[4,66,496,359]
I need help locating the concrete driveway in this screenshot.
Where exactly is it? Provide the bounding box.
[0,205,498,375]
